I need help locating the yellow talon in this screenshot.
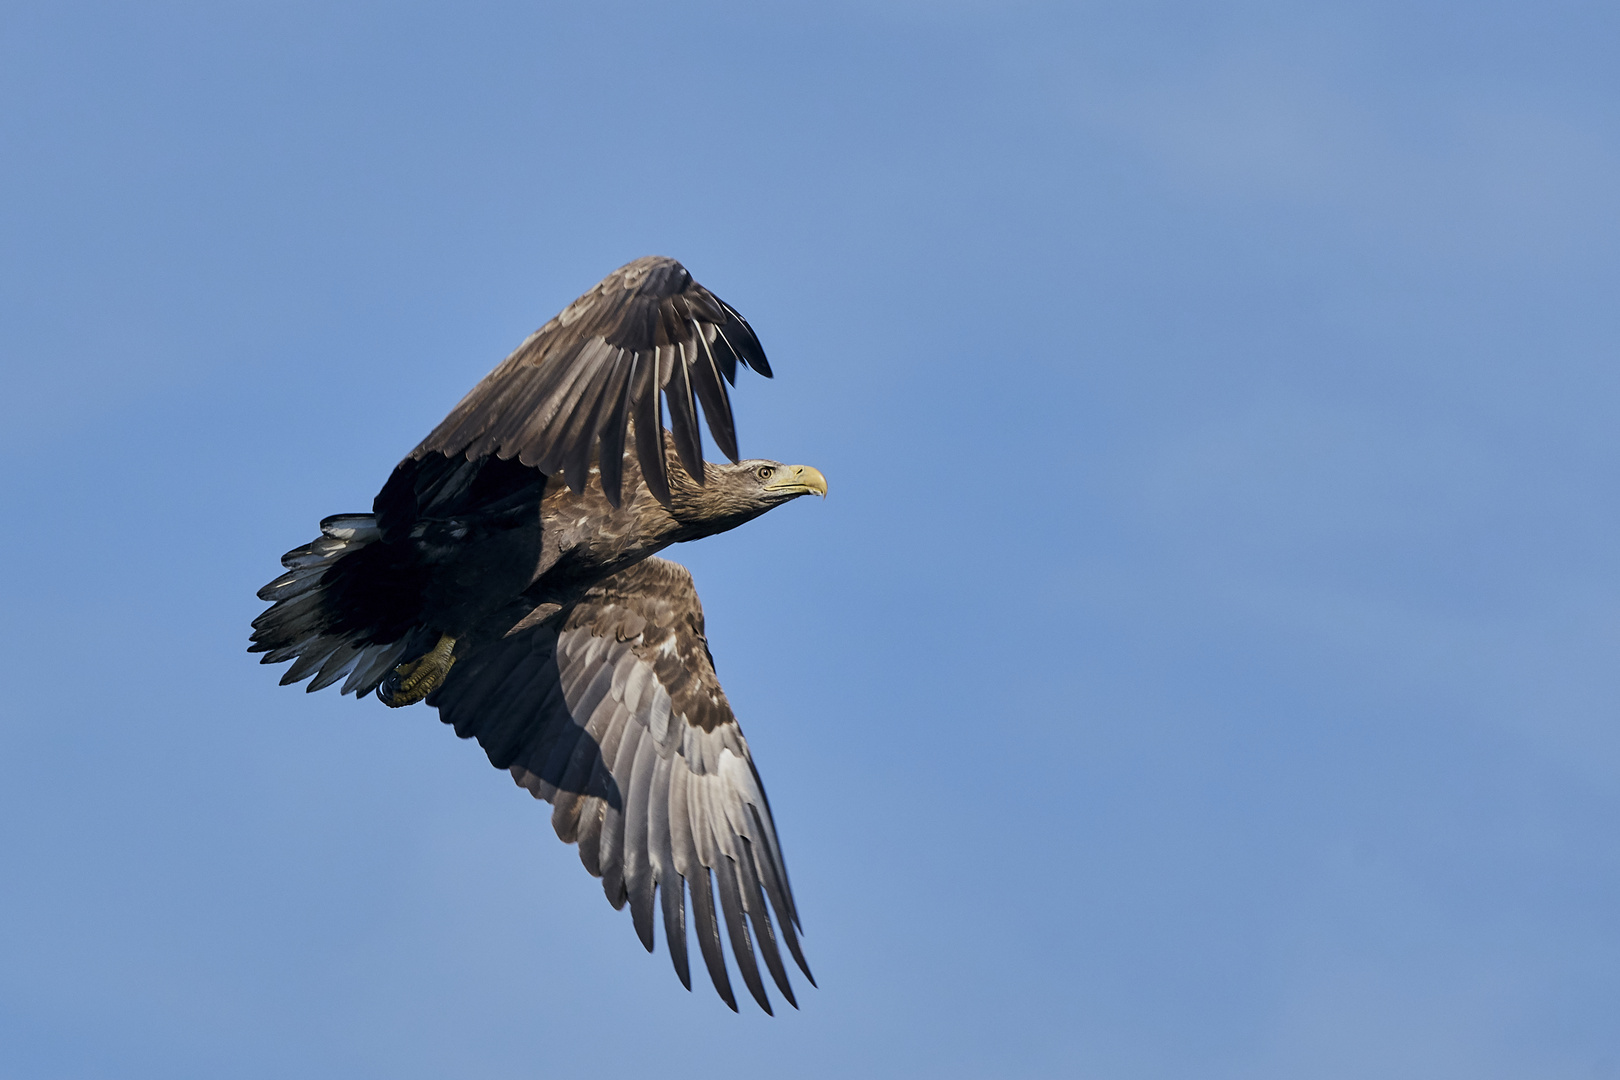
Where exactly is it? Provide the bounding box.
[382,633,458,707]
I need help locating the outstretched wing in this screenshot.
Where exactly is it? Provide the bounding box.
[429,557,811,1013]
[413,256,772,507]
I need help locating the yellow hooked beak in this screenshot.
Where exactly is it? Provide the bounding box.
[763,464,828,498]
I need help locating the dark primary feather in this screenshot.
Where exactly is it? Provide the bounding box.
[429,557,811,1012]
[412,257,772,508]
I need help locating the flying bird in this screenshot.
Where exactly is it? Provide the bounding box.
[249,257,825,1013]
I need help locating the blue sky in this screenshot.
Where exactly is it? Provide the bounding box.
[2,2,1618,1076]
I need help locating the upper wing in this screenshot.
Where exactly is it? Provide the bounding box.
[429,557,811,1013]
[413,256,772,507]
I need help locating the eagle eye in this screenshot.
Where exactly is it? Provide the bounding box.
[756,465,775,481]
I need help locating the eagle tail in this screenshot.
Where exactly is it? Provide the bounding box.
[248,514,429,698]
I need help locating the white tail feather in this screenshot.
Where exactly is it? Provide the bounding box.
[250,513,404,699]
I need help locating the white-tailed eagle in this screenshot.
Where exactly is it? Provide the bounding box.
[250,257,824,1013]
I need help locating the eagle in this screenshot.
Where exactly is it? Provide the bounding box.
[249,257,826,1013]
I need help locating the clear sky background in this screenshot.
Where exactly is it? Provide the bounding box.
[2,2,1618,1077]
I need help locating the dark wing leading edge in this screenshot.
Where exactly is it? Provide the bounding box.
[412,256,772,507]
[429,558,811,1013]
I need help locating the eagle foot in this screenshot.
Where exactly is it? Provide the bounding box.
[379,633,458,707]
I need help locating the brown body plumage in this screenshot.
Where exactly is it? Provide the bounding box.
[249,257,825,1013]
